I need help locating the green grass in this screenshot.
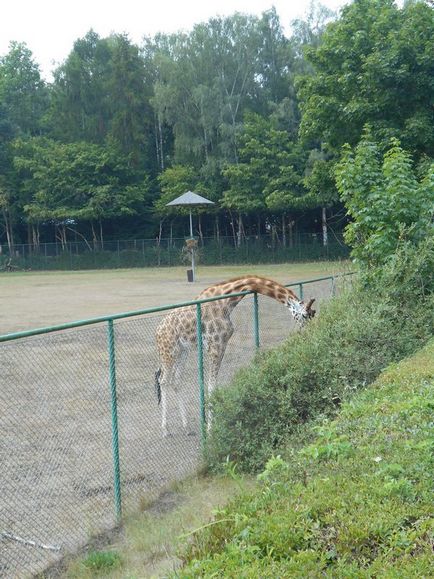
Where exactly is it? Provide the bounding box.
[62,475,255,578]
[178,339,434,577]
[80,551,121,572]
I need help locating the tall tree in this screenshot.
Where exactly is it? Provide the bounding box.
[150,12,290,168]
[50,31,156,172]
[0,103,18,250]
[49,31,112,143]
[298,0,434,160]
[105,34,154,170]
[0,42,48,136]
[223,113,308,244]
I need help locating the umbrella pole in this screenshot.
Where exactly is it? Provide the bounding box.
[189,210,195,281]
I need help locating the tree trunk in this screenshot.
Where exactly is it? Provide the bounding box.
[215,214,220,243]
[271,224,277,248]
[198,214,204,245]
[32,224,40,251]
[282,214,286,247]
[229,211,237,247]
[56,224,67,250]
[237,213,243,247]
[99,219,104,249]
[66,227,92,251]
[2,208,14,253]
[288,218,295,249]
[322,206,328,246]
[157,218,164,245]
[158,116,165,170]
[91,222,98,251]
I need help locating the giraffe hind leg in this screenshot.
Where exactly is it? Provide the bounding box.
[174,347,192,433]
[155,368,162,404]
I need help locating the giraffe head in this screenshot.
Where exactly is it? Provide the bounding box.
[287,297,316,326]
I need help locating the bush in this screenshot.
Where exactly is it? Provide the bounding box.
[335,133,434,269]
[205,238,434,472]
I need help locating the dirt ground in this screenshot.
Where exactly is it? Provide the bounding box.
[0,262,345,334]
[0,263,347,577]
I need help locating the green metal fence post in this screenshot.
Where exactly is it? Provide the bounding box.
[253,293,260,348]
[299,283,304,300]
[196,303,206,445]
[331,276,336,296]
[107,319,122,521]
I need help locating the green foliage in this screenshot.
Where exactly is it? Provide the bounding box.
[336,133,434,268]
[155,165,198,216]
[222,113,308,215]
[303,152,339,208]
[12,137,148,243]
[150,11,294,168]
[205,239,434,472]
[0,41,48,136]
[179,339,434,577]
[2,2,433,249]
[81,550,121,572]
[299,0,434,159]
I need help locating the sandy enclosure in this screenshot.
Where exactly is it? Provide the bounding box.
[0,268,346,577]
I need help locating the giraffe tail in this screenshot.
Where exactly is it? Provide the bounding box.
[155,368,162,405]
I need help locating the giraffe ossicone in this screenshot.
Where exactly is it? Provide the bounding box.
[155,275,315,437]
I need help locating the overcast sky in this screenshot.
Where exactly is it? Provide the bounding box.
[0,0,349,80]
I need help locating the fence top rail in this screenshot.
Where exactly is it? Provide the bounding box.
[0,272,355,343]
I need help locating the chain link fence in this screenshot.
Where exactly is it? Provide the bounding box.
[0,275,352,577]
[0,234,349,271]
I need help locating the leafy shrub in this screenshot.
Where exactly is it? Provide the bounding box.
[205,239,434,472]
[335,131,434,269]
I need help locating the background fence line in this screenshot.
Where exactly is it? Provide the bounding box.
[0,273,353,578]
[0,234,349,271]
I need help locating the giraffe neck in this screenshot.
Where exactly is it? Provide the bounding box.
[198,275,300,309]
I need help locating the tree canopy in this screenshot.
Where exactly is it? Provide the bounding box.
[0,1,433,252]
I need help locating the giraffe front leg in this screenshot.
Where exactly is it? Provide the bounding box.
[159,366,175,437]
[161,385,169,438]
[206,344,228,432]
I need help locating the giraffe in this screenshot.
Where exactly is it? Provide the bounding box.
[155,275,315,437]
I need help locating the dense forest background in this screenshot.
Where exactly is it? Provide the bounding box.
[0,0,433,253]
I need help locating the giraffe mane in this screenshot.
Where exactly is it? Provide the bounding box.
[199,275,298,300]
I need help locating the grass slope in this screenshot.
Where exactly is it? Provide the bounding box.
[180,339,434,577]
[62,476,255,578]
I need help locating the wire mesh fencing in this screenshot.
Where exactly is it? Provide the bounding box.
[0,274,352,577]
[0,234,349,271]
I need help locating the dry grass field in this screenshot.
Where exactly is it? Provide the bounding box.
[0,262,347,334]
[0,262,349,577]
